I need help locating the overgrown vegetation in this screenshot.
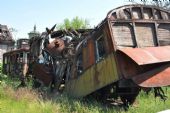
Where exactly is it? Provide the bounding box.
[57,16,90,30]
[0,64,170,113]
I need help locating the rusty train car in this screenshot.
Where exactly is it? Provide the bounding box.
[3,4,170,105]
[61,4,170,104]
[29,5,170,103]
[29,4,170,104]
[30,29,92,88]
[2,39,30,85]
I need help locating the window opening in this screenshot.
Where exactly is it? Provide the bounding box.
[95,35,106,62]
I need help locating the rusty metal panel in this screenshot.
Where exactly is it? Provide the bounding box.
[87,39,95,67]
[132,64,170,87]
[46,38,65,57]
[33,63,53,86]
[82,43,88,69]
[118,46,170,65]
[65,53,118,97]
[135,23,156,47]
[82,38,95,69]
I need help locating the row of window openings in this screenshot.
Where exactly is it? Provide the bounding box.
[77,36,106,75]
[4,53,29,64]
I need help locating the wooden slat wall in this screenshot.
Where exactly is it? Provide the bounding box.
[135,23,156,47]
[158,23,170,46]
[112,23,135,47]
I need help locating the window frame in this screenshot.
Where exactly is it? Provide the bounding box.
[95,35,106,63]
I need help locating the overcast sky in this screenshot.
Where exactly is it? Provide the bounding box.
[0,0,135,39]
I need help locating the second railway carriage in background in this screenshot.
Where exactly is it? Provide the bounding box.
[2,39,30,85]
[64,4,170,103]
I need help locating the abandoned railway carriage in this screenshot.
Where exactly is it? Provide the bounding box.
[2,39,30,85]
[3,4,170,105]
[64,5,170,103]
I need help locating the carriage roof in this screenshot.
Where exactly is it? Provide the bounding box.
[51,29,93,38]
[3,48,29,56]
[106,4,170,21]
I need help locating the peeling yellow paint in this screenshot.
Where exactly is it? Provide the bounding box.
[66,53,118,97]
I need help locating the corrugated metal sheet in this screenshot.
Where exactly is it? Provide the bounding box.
[118,46,170,65]
[132,64,170,87]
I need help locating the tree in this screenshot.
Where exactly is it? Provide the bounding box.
[57,16,90,30]
[9,27,18,41]
[129,0,170,10]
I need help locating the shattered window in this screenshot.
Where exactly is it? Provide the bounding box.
[4,57,7,64]
[19,53,23,63]
[95,35,106,62]
[77,52,83,76]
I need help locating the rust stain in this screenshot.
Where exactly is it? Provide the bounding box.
[132,64,170,87]
[118,46,170,65]
[33,63,53,86]
[117,46,170,87]
[46,38,65,57]
[94,65,100,85]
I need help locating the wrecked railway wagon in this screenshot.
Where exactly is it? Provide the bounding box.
[63,4,170,104]
[2,39,30,86]
[28,4,170,105]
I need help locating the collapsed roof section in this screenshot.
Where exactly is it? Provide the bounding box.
[0,24,15,45]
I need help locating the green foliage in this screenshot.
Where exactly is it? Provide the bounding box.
[57,16,90,30]
[0,87,59,113]
[0,64,170,113]
[0,84,170,113]
[126,89,170,113]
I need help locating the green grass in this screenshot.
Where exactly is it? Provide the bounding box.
[0,73,170,113]
[0,61,170,113]
[127,89,170,113]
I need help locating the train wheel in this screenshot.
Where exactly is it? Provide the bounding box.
[32,78,42,88]
[118,87,140,106]
[50,79,64,93]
